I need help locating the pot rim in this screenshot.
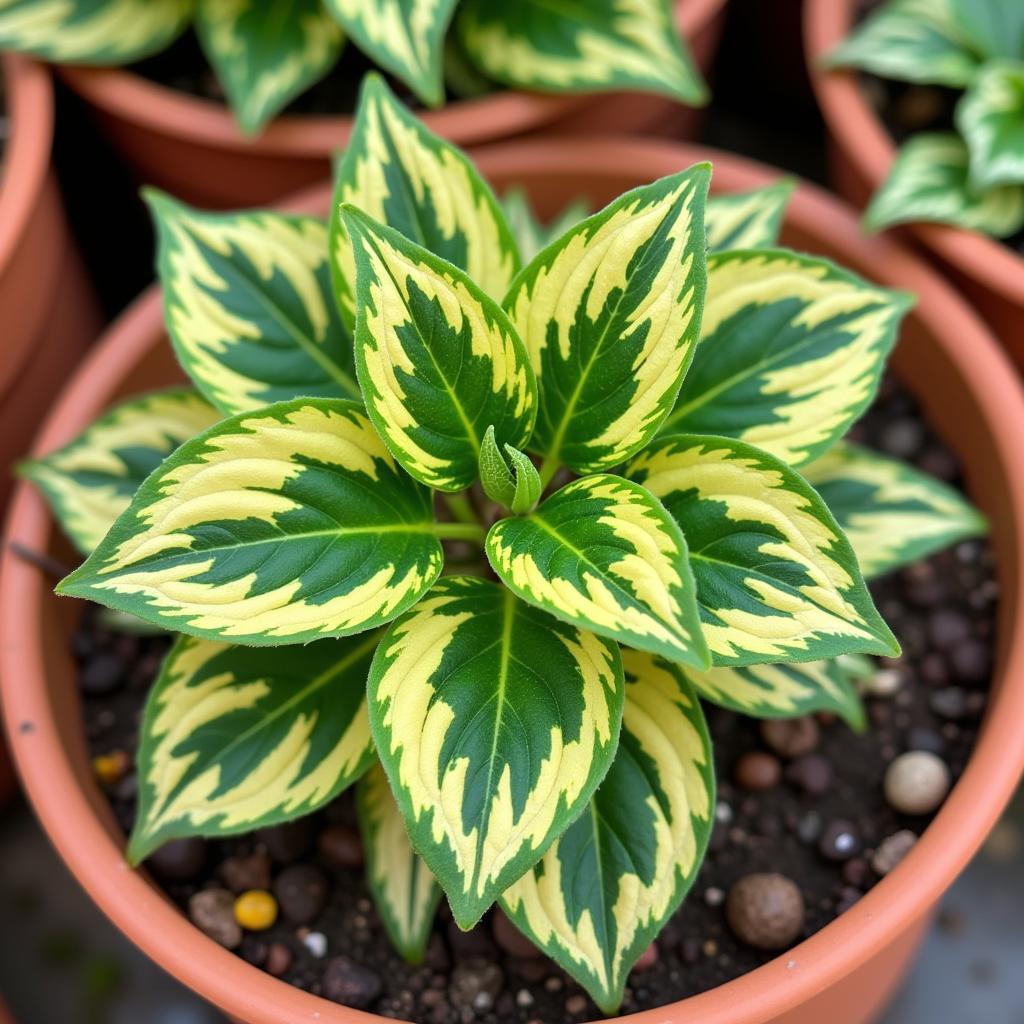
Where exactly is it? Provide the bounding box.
[4,137,1024,1024]
[57,0,724,157]
[803,0,1024,308]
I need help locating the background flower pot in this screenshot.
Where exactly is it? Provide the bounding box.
[0,54,101,805]
[3,138,1024,1024]
[56,0,726,208]
[803,0,1024,373]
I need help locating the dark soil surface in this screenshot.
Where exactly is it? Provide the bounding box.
[77,377,996,1022]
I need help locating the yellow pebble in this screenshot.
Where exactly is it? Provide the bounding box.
[234,889,278,931]
[92,751,130,786]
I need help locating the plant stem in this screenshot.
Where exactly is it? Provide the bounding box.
[538,454,561,490]
[441,491,478,525]
[433,522,487,543]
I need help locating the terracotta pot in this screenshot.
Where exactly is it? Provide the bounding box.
[803,0,1024,372]
[0,54,101,804]
[4,138,1024,1024]
[56,0,726,207]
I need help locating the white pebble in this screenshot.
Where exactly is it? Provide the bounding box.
[302,930,328,958]
[863,668,903,697]
[884,751,950,815]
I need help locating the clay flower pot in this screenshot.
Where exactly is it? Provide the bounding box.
[56,0,726,208]
[4,138,1024,1024]
[803,0,1024,372]
[0,54,101,804]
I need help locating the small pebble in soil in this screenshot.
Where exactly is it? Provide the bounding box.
[863,668,903,697]
[189,888,242,949]
[871,830,918,876]
[760,717,819,759]
[300,930,327,958]
[322,955,382,1008]
[633,942,658,971]
[317,823,363,869]
[734,751,781,791]
[220,850,271,893]
[234,890,278,931]
[493,911,542,958]
[257,819,313,863]
[785,753,833,795]
[265,942,292,977]
[146,838,206,882]
[274,863,329,925]
[80,652,126,695]
[726,873,804,951]
[92,750,131,786]
[819,820,861,862]
[450,960,504,1013]
[884,751,951,815]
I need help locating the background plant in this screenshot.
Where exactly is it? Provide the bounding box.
[0,0,707,134]
[24,74,985,1015]
[827,0,1024,237]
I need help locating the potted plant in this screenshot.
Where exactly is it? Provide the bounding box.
[804,0,1024,372]
[4,82,1024,1024]
[0,0,726,207]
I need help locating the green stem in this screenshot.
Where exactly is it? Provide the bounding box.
[441,491,478,525]
[538,454,562,490]
[433,521,486,543]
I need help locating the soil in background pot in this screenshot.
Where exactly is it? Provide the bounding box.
[70,376,995,1023]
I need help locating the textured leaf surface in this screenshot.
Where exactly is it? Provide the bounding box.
[195,0,343,134]
[59,400,443,644]
[501,189,589,264]
[21,389,219,556]
[956,61,1024,190]
[626,434,899,666]
[502,650,713,1014]
[506,167,709,476]
[357,762,441,962]
[486,474,709,669]
[324,0,456,105]
[705,182,793,252]
[343,207,536,492]
[368,576,624,929]
[148,191,357,416]
[864,133,1024,237]
[682,657,865,728]
[803,442,986,578]
[0,0,191,63]
[128,631,377,863]
[330,74,518,326]
[479,426,541,515]
[664,249,911,467]
[824,0,978,87]
[456,0,707,105]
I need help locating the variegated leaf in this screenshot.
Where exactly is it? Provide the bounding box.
[664,249,912,467]
[195,0,344,135]
[502,650,713,1014]
[58,400,444,644]
[128,631,378,864]
[456,0,708,106]
[705,182,794,252]
[864,133,1024,237]
[20,389,219,556]
[486,474,710,669]
[956,61,1024,191]
[357,761,441,963]
[802,442,986,578]
[626,434,900,666]
[824,0,978,88]
[368,576,625,929]
[323,0,456,106]
[342,206,536,493]
[949,0,1024,62]
[330,74,518,327]
[505,166,710,479]
[147,190,358,417]
[501,188,589,264]
[682,657,866,729]
[0,0,191,64]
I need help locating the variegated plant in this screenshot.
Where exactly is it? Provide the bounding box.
[826,0,1024,237]
[27,76,986,1015]
[0,0,707,135]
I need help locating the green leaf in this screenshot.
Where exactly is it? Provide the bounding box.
[864,132,1024,237]
[505,166,710,477]
[950,0,1024,61]
[502,649,714,1014]
[682,657,866,729]
[626,434,900,667]
[341,205,536,493]
[501,188,589,264]
[802,441,987,578]
[357,761,441,963]
[456,0,708,106]
[487,474,710,669]
[58,399,443,645]
[479,426,541,515]
[663,249,912,467]
[367,576,625,929]
[323,0,456,106]
[0,0,192,64]
[824,0,978,88]
[128,631,378,864]
[330,74,519,327]
[20,389,219,556]
[956,61,1024,190]
[705,182,794,252]
[195,0,344,135]
[146,190,358,417]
